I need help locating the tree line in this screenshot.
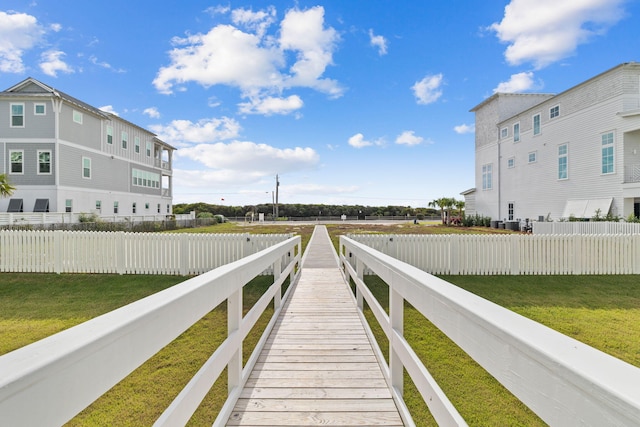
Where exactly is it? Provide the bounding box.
[173,202,440,219]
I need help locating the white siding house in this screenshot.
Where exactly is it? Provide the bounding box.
[467,62,640,222]
[0,78,175,216]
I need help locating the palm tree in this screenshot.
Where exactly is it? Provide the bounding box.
[0,174,16,198]
[455,199,465,218]
[429,197,450,225]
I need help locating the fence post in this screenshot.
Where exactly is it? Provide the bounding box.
[449,235,460,275]
[116,232,125,275]
[54,230,62,274]
[511,235,520,275]
[356,257,364,310]
[273,257,282,309]
[228,287,242,394]
[389,275,404,397]
[180,233,189,276]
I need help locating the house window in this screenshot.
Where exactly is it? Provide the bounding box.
[132,169,160,188]
[513,123,520,142]
[96,200,102,212]
[38,150,52,174]
[34,103,46,115]
[508,202,514,221]
[507,157,515,168]
[122,132,128,149]
[107,126,113,144]
[157,203,161,213]
[9,150,23,174]
[132,202,137,214]
[166,204,170,214]
[135,136,140,153]
[82,157,91,179]
[73,110,83,124]
[533,113,541,135]
[146,141,152,157]
[114,201,119,214]
[500,127,508,139]
[528,151,537,163]
[65,199,72,213]
[601,132,614,174]
[10,103,24,127]
[482,163,492,190]
[558,144,568,180]
[145,202,149,210]
[550,105,560,119]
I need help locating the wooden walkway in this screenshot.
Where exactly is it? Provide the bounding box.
[226,225,404,426]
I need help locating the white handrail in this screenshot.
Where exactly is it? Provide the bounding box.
[0,236,301,427]
[340,235,640,426]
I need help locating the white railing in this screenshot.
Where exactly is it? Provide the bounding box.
[339,236,640,426]
[0,212,188,226]
[624,164,640,183]
[533,221,640,235]
[348,233,640,275]
[0,230,292,275]
[0,235,301,427]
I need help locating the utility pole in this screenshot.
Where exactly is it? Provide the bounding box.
[275,174,279,219]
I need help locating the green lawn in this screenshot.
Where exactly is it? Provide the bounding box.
[0,273,276,426]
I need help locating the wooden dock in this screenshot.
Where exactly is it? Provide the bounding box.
[226,225,404,426]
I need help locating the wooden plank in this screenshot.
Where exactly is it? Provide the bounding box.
[226,411,403,426]
[242,377,389,388]
[258,355,378,363]
[233,398,399,411]
[239,387,392,399]
[253,362,381,371]
[249,370,383,379]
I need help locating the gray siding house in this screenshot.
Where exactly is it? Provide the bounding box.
[0,78,175,216]
[466,62,640,223]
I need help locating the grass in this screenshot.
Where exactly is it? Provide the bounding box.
[3,222,639,425]
[0,273,278,426]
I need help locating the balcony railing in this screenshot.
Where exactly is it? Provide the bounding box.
[624,164,640,183]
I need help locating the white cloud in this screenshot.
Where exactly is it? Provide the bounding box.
[0,11,44,73]
[490,0,625,68]
[153,6,343,113]
[99,105,118,115]
[149,117,241,146]
[493,71,538,93]
[454,124,475,134]
[368,29,388,55]
[284,183,359,196]
[231,6,276,38]
[348,133,372,148]
[177,141,319,175]
[279,6,342,97]
[39,50,74,77]
[89,55,125,73]
[348,133,385,148]
[412,73,444,105]
[238,94,303,115]
[395,130,424,146]
[143,107,160,119]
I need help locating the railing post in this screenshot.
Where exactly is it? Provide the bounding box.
[389,277,404,397]
[273,257,282,309]
[356,257,364,311]
[228,287,242,394]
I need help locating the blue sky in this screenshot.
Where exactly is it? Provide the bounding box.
[1,1,638,207]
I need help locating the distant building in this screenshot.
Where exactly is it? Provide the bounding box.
[0,77,174,216]
[466,62,640,222]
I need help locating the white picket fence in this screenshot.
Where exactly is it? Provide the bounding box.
[348,233,640,275]
[0,230,292,275]
[533,221,640,235]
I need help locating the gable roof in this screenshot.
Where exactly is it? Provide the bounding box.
[2,77,109,119]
